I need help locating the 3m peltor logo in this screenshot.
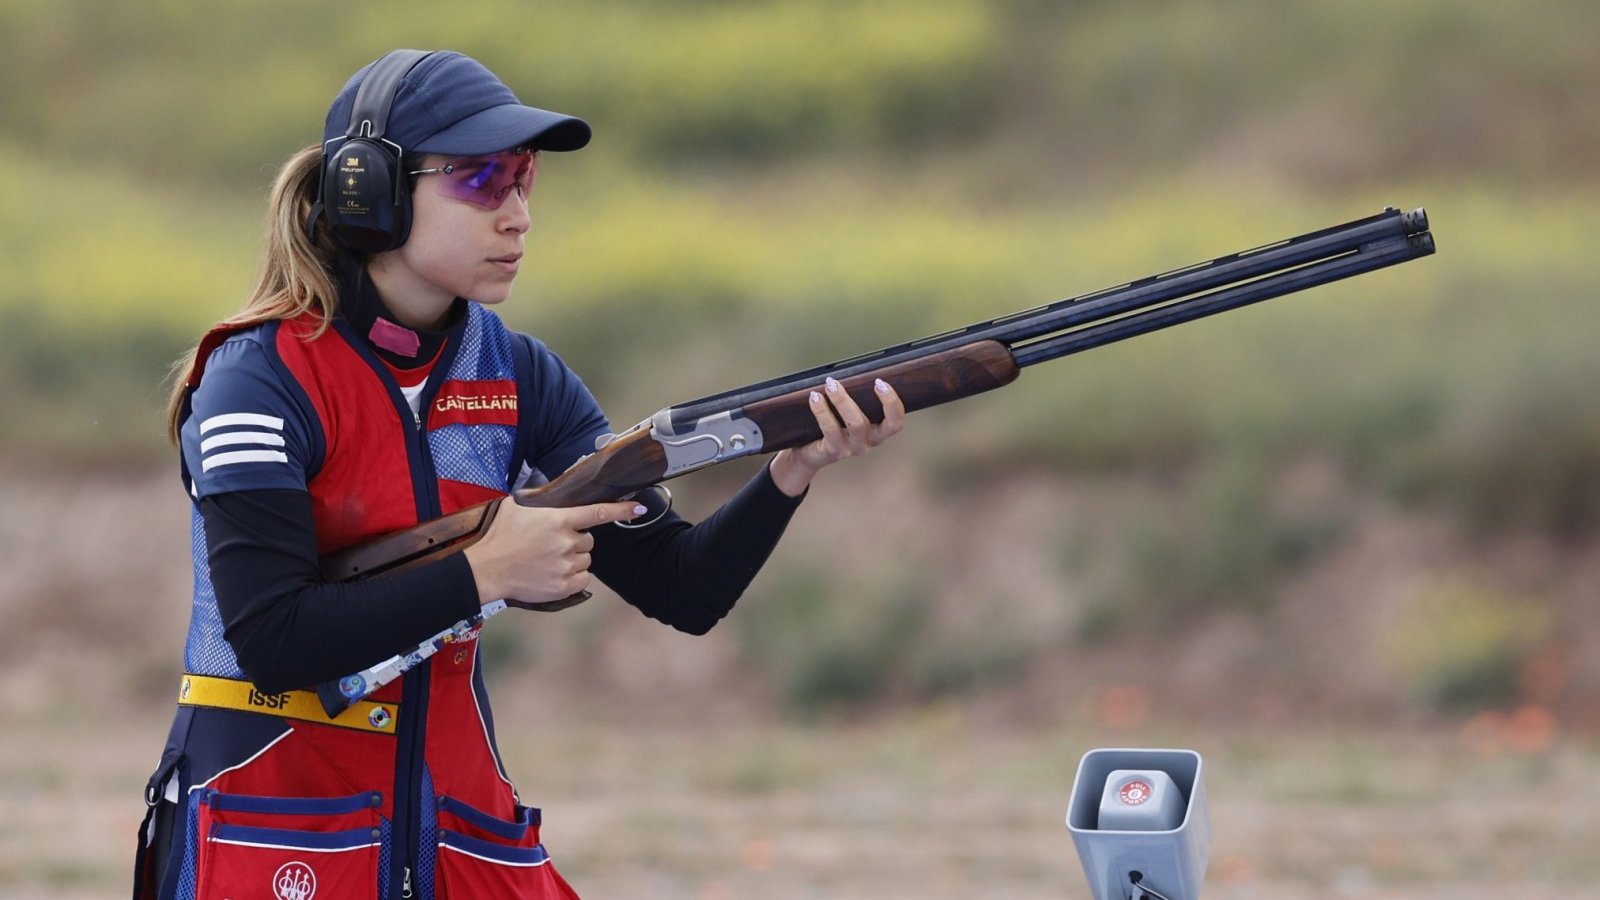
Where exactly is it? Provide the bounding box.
[273,861,316,900]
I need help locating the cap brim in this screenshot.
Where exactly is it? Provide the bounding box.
[413,104,591,155]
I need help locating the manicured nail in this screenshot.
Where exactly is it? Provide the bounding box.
[825,377,840,393]
[874,378,889,394]
[633,504,648,516]
[810,390,822,404]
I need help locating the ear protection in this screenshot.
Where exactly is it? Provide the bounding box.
[310,50,434,254]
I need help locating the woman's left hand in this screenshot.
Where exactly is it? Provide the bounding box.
[768,377,905,497]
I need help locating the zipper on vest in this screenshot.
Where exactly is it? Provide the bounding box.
[396,345,449,899]
[392,663,430,899]
[394,412,438,899]
[338,314,462,899]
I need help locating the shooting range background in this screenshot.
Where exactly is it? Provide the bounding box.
[3,1,1599,896]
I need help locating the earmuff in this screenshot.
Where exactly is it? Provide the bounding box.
[310,50,434,254]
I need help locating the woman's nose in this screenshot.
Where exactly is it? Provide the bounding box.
[498,191,531,234]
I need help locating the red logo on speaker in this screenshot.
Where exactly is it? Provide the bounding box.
[1118,780,1153,806]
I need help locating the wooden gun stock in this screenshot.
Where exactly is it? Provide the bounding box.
[319,340,1020,586]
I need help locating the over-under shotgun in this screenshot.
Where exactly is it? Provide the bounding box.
[315,206,1435,714]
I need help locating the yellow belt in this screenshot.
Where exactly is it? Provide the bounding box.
[178,674,398,735]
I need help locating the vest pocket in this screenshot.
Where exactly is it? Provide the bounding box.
[194,791,385,900]
[434,796,576,899]
[198,824,381,900]
[437,795,539,843]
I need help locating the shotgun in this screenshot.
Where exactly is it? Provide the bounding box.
[316,206,1435,715]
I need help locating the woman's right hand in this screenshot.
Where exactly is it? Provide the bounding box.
[462,499,644,607]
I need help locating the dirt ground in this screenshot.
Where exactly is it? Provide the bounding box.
[3,703,1599,898]
[3,469,1599,897]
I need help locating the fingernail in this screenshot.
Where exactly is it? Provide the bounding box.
[874,378,889,394]
[810,390,822,404]
[825,377,840,393]
[633,504,648,516]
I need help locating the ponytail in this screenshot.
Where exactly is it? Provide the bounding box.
[163,146,343,443]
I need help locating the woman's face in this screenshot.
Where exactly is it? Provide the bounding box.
[367,150,534,327]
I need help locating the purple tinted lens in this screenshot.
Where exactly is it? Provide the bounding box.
[434,151,536,210]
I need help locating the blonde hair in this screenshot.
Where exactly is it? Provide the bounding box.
[164,145,344,443]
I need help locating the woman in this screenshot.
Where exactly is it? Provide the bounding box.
[134,49,903,900]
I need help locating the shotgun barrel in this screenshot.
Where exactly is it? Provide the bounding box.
[664,206,1432,430]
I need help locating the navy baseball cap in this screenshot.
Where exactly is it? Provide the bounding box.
[323,50,591,155]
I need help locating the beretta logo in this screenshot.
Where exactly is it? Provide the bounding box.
[273,860,316,900]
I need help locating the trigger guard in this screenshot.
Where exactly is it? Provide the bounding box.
[615,484,673,530]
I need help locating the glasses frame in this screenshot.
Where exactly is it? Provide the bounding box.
[407,148,538,211]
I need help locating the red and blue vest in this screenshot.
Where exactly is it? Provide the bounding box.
[150,303,598,900]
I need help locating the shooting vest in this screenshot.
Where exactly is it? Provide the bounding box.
[144,303,578,900]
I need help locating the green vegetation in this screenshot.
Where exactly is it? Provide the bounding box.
[1388,578,1551,712]
[4,0,1596,716]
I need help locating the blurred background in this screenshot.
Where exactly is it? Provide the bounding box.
[2,0,1598,896]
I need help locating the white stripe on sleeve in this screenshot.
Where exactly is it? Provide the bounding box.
[200,431,288,453]
[202,450,290,472]
[199,412,286,434]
